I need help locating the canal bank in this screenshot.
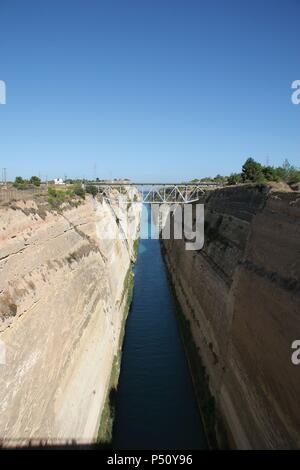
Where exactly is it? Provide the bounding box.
[112,205,207,450]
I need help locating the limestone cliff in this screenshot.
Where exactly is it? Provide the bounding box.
[0,190,141,446]
[162,184,300,449]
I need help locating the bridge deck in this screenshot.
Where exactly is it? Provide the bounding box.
[89,181,221,186]
[91,181,222,204]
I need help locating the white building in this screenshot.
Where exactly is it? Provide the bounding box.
[54,178,64,185]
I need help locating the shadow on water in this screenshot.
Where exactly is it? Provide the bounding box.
[112,205,207,450]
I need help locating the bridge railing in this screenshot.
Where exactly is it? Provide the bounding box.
[92,182,223,204]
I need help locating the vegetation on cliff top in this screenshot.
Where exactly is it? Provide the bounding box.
[192,158,300,187]
[13,175,41,189]
[47,185,86,208]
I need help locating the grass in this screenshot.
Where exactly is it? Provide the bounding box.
[47,186,85,209]
[133,237,140,260]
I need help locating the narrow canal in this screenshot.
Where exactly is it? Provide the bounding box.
[112,205,207,450]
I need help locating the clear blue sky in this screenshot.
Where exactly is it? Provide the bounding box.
[0,0,299,181]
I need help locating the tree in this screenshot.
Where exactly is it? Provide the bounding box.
[288,168,300,184]
[274,166,286,181]
[213,174,227,183]
[262,166,279,182]
[73,185,86,199]
[200,176,214,182]
[13,176,28,188]
[15,176,24,184]
[30,176,41,186]
[282,159,300,183]
[227,173,242,185]
[241,158,265,182]
[86,185,98,197]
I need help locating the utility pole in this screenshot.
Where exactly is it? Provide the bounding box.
[2,168,7,186]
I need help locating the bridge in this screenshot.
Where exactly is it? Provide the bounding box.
[88,182,222,204]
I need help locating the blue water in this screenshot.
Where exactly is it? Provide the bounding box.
[112,206,207,450]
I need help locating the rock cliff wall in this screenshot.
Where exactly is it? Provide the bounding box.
[0,191,141,445]
[162,184,300,449]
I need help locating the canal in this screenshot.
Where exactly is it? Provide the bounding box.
[112,205,207,450]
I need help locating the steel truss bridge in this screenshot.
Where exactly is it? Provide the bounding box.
[88,182,222,204]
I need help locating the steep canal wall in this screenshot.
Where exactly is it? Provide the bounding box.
[0,190,141,446]
[162,184,300,449]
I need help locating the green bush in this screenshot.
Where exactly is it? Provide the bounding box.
[262,166,279,182]
[15,176,24,185]
[86,185,98,197]
[47,187,67,205]
[197,157,300,187]
[13,175,42,189]
[73,185,86,199]
[240,157,300,185]
[278,159,300,183]
[30,176,41,186]
[289,170,300,184]
[227,173,242,185]
[213,174,227,184]
[13,176,30,189]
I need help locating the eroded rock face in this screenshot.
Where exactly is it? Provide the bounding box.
[162,185,300,449]
[0,193,141,445]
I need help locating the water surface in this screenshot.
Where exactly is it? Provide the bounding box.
[112,205,207,449]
